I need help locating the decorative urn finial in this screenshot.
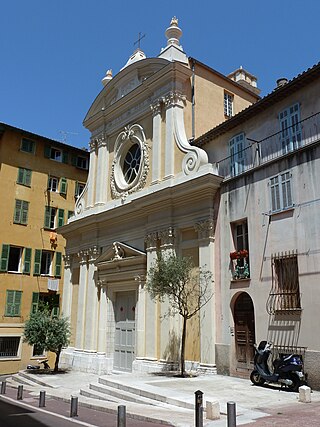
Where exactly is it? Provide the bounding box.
[101,69,113,87]
[165,16,182,46]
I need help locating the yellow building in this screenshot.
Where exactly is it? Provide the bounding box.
[0,123,88,374]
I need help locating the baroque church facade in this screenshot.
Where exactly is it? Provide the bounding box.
[59,18,260,374]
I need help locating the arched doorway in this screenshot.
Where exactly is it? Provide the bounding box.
[233,293,255,370]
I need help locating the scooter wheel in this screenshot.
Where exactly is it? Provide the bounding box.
[250,370,265,386]
[287,374,300,392]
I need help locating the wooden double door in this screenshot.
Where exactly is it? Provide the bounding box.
[234,293,255,370]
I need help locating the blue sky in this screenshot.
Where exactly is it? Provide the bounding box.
[1,0,319,149]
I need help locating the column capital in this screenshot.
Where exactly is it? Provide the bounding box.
[195,218,215,241]
[77,250,88,264]
[88,245,100,262]
[164,91,186,109]
[63,253,72,269]
[158,227,175,248]
[150,99,162,116]
[89,139,97,152]
[145,232,158,251]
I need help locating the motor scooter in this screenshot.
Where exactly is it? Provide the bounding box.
[250,341,306,392]
[27,359,50,370]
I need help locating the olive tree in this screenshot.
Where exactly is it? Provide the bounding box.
[146,253,213,376]
[23,306,70,372]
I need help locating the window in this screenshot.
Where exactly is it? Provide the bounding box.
[231,220,250,279]
[31,292,60,317]
[17,168,32,186]
[0,337,20,357]
[75,181,85,198]
[76,156,88,169]
[224,92,233,117]
[230,133,245,176]
[20,138,35,154]
[48,176,59,192]
[44,206,57,229]
[68,210,74,219]
[5,290,22,317]
[59,178,67,195]
[44,146,68,163]
[34,250,53,276]
[279,103,302,154]
[33,344,44,357]
[272,254,301,311]
[0,245,31,274]
[13,199,29,225]
[270,171,293,213]
[57,209,65,227]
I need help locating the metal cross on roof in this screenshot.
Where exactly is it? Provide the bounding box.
[134,32,145,49]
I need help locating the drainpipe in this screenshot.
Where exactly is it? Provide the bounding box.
[191,58,195,140]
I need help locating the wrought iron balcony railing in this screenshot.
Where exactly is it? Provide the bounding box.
[217,111,320,179]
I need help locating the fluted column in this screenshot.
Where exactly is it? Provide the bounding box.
[158,227,177,359]
[95,136,109,205]
[195,217,216,364]
[61,254,72,318]
[143,232,158,359]
[164,94,175,179]
[87,140,97,207]
[151,100,162,184]
[84,246,99,351]
[75,250,88,350]
[135,273,147,358]
[97,284,108,354]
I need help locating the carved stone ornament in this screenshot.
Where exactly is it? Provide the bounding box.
[112,242,125,260]
[88,246,100,262]
[145,232,158,251]
[110,124,149,199]
[158,227,175,247]
[63,254,72,268]
[89,139,97,152]
[150,99,162,117]
[194,218,215,240]
[164,91,186,109]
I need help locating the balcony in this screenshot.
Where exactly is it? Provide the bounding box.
[217,111,320,179]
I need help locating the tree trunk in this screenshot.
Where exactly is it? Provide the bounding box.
[180,316,187,377]
[54,346,62,372]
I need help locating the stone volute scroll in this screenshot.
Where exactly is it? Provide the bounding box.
[112,242,124,260]
[110,124,149,199]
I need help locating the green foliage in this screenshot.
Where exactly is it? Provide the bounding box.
[23,305,70,371]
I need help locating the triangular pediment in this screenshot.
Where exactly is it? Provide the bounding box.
[95,242,146,265]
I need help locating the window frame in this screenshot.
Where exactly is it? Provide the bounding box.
[13,199,29,225]
[0,336,21,358]
[75,181,85,198]
[20,138,35,154]
[224,91,234,117]
[5,290,22,317]
[279,103,302,154]
[47,176,59,192]
[17,168,32,187]
[44,206,57,230]
[269,170,293,213]
[229,132,246,176]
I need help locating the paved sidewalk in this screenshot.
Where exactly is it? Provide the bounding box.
[4,370,320,426]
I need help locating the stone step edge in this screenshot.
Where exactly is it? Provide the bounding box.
[17,371,56,388]
[86,383,158,406]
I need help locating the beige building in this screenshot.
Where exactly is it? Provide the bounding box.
[0,123,88,373]
[196,62,320,389]
[59,18,259,375]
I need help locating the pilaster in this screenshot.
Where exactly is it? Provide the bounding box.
[84,246,99,351]
[87,140,97,207]
[151,100,162,184]
[95,135,109,205]
[61,254,72,318]
[75,250,88,350]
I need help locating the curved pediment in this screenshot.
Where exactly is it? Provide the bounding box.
[84,57,169,125]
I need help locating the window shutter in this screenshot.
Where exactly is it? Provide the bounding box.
[17,168,24,184]
[25,169,32,186]
[13,291,22,316]
[44,206,51,228]
[14,199,22,223]
[31,292,39,313]
[5,290,14,316]
[21,201,29,225]
[0,244,10,272]
[24,248,32,274]
[55,252,62,278]
[62,151,69,164]
[44,145,51,158]
[34,249,42,275]
[60,178,67,195]
[57,209,64,227]
[71,155,77,166]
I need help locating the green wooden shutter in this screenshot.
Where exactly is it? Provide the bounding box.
[55,252,62,278]
[17,168,24,184]
[14,199,22,223]
[25,169,32,186]
[31,292,39,313]
[62,151,69,164]
[23,248,32,274]
[0,244,10,272]
[21,201,29,225]
[5,290,15,316]
[57,209,64,227]
[44,206,51,228]
[59,178,67,195]
[44,145,51,158]
[34,249,42,275]
[13,291,22,316]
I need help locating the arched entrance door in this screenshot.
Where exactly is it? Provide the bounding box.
[234,293,255,370]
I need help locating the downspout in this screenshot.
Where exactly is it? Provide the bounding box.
[191,58,195,140]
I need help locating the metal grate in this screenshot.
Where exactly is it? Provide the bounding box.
[0,337,20,357]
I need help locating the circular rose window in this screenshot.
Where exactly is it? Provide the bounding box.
[111,124,149,198]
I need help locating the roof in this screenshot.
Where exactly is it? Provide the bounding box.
[189,57,261,100]
[0,121,89,155]
[195,61,320,146]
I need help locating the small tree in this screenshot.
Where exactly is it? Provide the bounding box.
[24,306,70,372]
[147,253,213,376]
